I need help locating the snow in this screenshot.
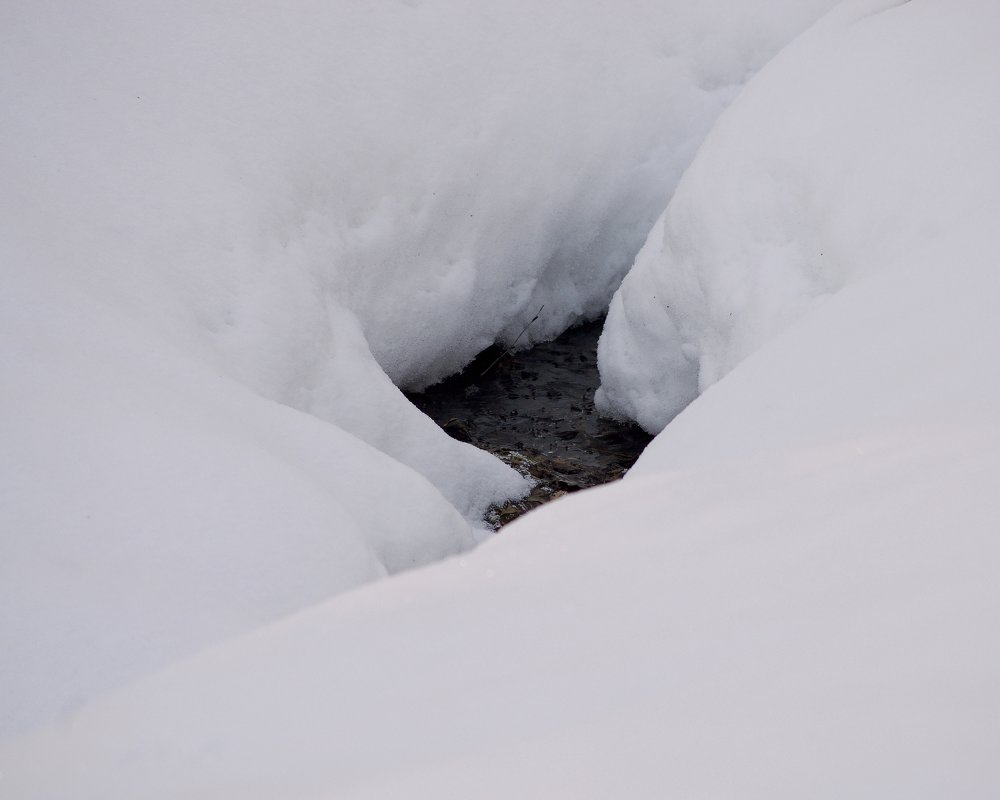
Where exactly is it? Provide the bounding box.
[0,0,837,737]
[3,0,1000,795]
[0,264,480,736]
[3,423,998,798]
[597,0,1000,434]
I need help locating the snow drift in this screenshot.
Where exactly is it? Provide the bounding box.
[0,271,477,735]
[4,435,997,798]
[597,0,1000,433]
[3,0,998,795]
[0,0,837,736]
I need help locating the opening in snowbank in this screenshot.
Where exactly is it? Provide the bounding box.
[1,0,839,737]
[4,1,996,794]
[409,318,653,527]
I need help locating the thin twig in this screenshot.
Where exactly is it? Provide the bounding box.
[479,305,545,378]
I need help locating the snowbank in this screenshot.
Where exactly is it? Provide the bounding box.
[0,263,481,736]
[1,0,840,398]
[4,435,997,798]
[1,0,836,735]
[3,0,998,794]
[597,0,1000,433]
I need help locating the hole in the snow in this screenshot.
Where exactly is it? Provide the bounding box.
[406,317,652,528]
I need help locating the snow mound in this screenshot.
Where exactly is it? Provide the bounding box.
[0,0,836,736]
[3,0,999,794]
[597,0,1000,433]
[0,264,479,737]
[4,431,997,797]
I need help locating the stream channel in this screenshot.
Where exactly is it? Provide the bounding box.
[407,318,652,528]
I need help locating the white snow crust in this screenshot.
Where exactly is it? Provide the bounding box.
[2,0,999,796]
[597,0,1000,433]
[0,0,835,736]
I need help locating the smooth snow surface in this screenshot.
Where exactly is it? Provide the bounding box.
[0,264,482,736]
[3,0,999,795]
[1,0,837,736]
[4,448,998,798]
[597,0,1000,433]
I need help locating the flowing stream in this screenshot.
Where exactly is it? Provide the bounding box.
[407,318,652,528]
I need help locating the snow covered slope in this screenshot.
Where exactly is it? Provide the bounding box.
[3,0,998,795]
[3,440,997,798]
[0,262,485,737]
[597,0,1000,433]
[1,0,836,736]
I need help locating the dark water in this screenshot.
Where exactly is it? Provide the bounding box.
[407,319,652,528]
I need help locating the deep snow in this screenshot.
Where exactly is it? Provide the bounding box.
[7,0,998,796]
[0,0,836,736]
[596,0,1000,434]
